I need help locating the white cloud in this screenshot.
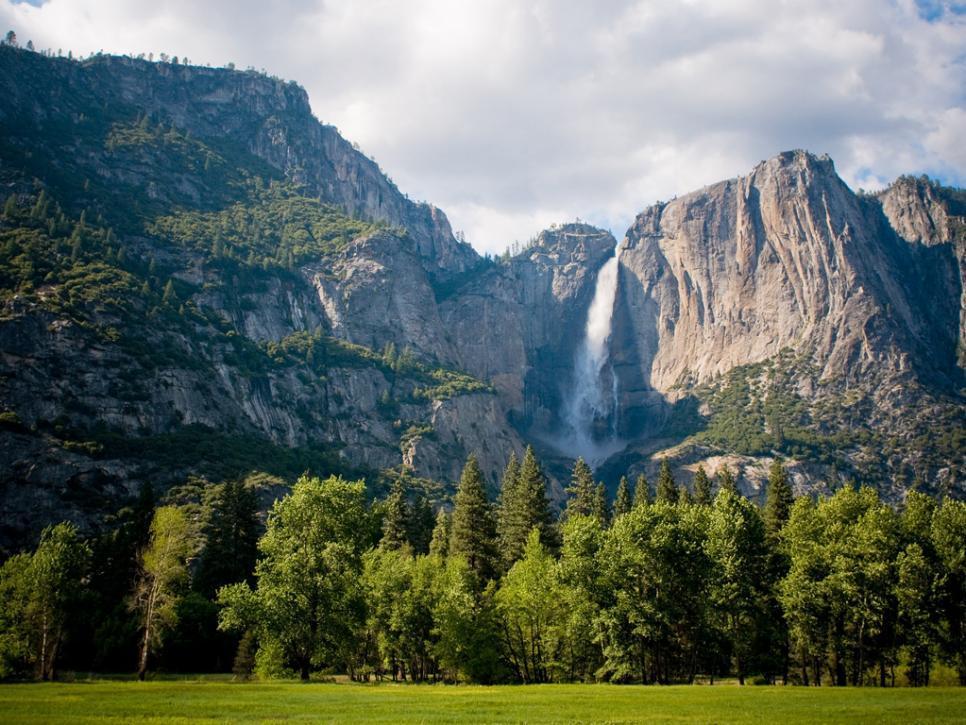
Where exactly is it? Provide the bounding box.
[2,0,964,253]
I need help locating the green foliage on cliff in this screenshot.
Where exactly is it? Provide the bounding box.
[149,182,379,270]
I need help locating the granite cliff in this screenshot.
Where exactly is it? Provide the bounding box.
[0,47,962,550]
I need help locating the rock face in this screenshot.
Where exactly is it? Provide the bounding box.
[0,48,963,551]
[618,151,955,396]
[611,151,963,496]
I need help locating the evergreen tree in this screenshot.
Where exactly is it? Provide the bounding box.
[656,460,679,504]
[763,459,793,541]
[717,465,738,496]
[633,474,651,507]
[162,279,178,307]
[613,476,632,518]
[448,455,497,581]
[499,447,556,567]
[593,482,610,526]
[429,509,451,559]
[231,630,256,680]
[566,457,596,518]
[380,477,409,550]
[693,466,712,506]
[407,492,435,555]
[496,452,523,568]
[195,479,259,598]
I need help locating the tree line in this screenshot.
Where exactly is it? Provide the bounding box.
[0,449,963,687]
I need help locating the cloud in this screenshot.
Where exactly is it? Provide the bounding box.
[3,0,965,253]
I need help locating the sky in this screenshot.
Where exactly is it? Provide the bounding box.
[3,1,965,254]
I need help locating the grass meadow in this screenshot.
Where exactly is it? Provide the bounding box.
[0,679,964,724]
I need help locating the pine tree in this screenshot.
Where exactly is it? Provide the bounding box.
[763,459,793,541]
[499,447,557,567]
[656,460,679,504]
[162,279,178,307]
[634,473,651,507]
[717,465,738,497]
[194,478,259,598]
[407,491,435,555]
[232,630,256,680]
[449,455,497,581]
[613,476,632,518]
[496,453,523,568]
[566,457,596,518]
[429,509,450,558]
[593,482,610,525]
[693,466,712,506]
[380,477,409,550]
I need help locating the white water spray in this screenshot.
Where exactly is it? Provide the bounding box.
[561,252,624,464]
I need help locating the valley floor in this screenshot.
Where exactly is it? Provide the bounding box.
[0,680,964,724]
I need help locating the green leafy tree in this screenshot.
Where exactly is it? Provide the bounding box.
[595,502,710,683]
[706,488,767,684]
[0,523,90,680]
[895,543,938,685]
[218,475,370,680]
[133,506,197,680]
[496,529,565,682]
[557,514,605,681]
[449,455,498,581]
[932,499,966,685]
[432,557,503,683]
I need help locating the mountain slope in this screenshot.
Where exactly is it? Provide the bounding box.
[0,47,963,552]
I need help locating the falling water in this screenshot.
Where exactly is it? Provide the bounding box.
[561,251,623,464]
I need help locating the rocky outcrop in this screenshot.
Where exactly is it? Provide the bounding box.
[878,176,966,366]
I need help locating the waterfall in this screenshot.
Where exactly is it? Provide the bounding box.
[561,251,623,464]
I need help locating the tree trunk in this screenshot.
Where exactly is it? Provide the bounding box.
[137,628,150,682]
[299,662,310,681]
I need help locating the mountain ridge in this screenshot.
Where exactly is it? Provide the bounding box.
[0,46,963,551]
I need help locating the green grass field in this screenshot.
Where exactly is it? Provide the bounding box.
[1,681,964,724]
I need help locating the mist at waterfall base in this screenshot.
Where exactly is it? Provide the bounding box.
[558,252,626,466]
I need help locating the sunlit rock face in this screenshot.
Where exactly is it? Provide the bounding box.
[0,44,964,552]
